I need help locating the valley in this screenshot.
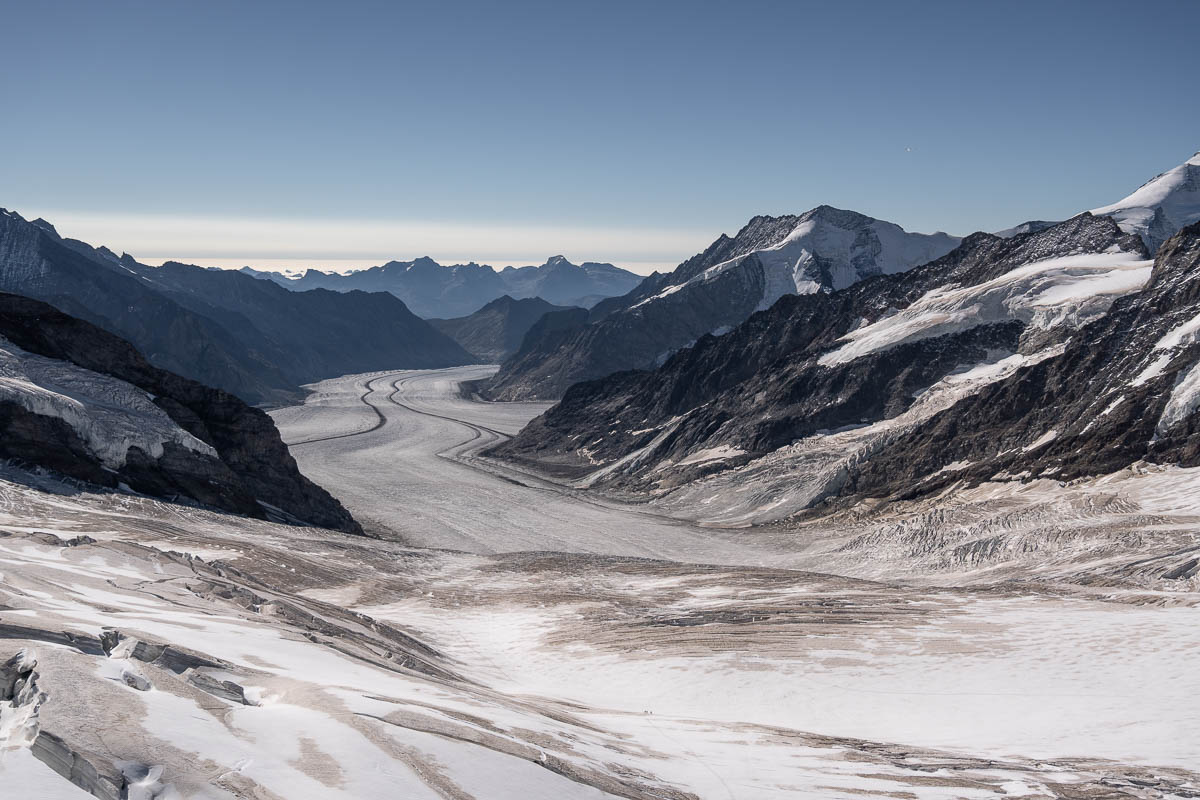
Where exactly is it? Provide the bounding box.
[272,366,792,564]
[3,6,1198,796]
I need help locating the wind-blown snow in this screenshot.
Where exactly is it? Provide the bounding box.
[820,252,1152,367]
[0,336,216,467]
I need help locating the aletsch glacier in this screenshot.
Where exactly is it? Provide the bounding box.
[1,152,1200,799]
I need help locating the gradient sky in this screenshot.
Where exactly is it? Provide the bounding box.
[3,0,1198,274]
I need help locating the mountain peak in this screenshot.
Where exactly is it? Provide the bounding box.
[30,218,58,236]
[1091,150,1200,252]
[544,255,575,268]
[479,294,518,310]
[409,256,442,271]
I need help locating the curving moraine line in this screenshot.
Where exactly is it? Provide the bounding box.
[281,368,700,529]
[283,373,400,446]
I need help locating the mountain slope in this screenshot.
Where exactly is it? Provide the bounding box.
[1,210,295,405]
[484,207,960,400]
[492,214,1155,522]
[132,259,475,380]
[0,293,361,533]
[429,295,576,362]
[246,255,642,318]
[0,210,473,404]
[847,220,1200,501]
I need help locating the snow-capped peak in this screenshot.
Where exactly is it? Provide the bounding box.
[704,207,960,309]
[1091,151,1200,253]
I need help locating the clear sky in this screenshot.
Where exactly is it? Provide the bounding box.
[3,0,1198,274]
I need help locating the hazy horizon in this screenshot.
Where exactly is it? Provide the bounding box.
[4,0,1198,276]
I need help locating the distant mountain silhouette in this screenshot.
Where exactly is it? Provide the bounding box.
[243,255,643,318]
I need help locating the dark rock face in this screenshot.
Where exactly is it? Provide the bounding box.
[0,210,473,405]
[251,254,643,319]
[492,214,1157,496]
[0,293,362,534]
[482,207,960,401]
[845,221,1200,501]
[428,295,576,362]
[139,259,475,389]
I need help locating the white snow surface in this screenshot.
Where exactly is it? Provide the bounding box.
[1091,152,1200,248]
[1022,429,1058,452]
[0,336,216,467]
[820,251,1152,367]
[1,368,1199,798]
[676,445,746,466]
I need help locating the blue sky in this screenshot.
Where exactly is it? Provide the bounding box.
[2,0,1197,273]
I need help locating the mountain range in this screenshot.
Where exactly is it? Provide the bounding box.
[482,155,1200,404]
[0,211,474,405]
[429,295,576,363]
[242,254,643,318]
[492,152,1200,525]
[483,207,961,400]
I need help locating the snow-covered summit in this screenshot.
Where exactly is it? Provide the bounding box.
[1091,151,1200,253]
[644,205,961,313]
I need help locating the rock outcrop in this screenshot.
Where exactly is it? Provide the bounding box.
[845,220,1200,500]
[0,293,362,533]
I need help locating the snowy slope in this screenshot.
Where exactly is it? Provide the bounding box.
[821,250,1152,366]
[1091,151,1200,253]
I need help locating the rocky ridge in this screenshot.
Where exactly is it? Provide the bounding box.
[0,293,361,534]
